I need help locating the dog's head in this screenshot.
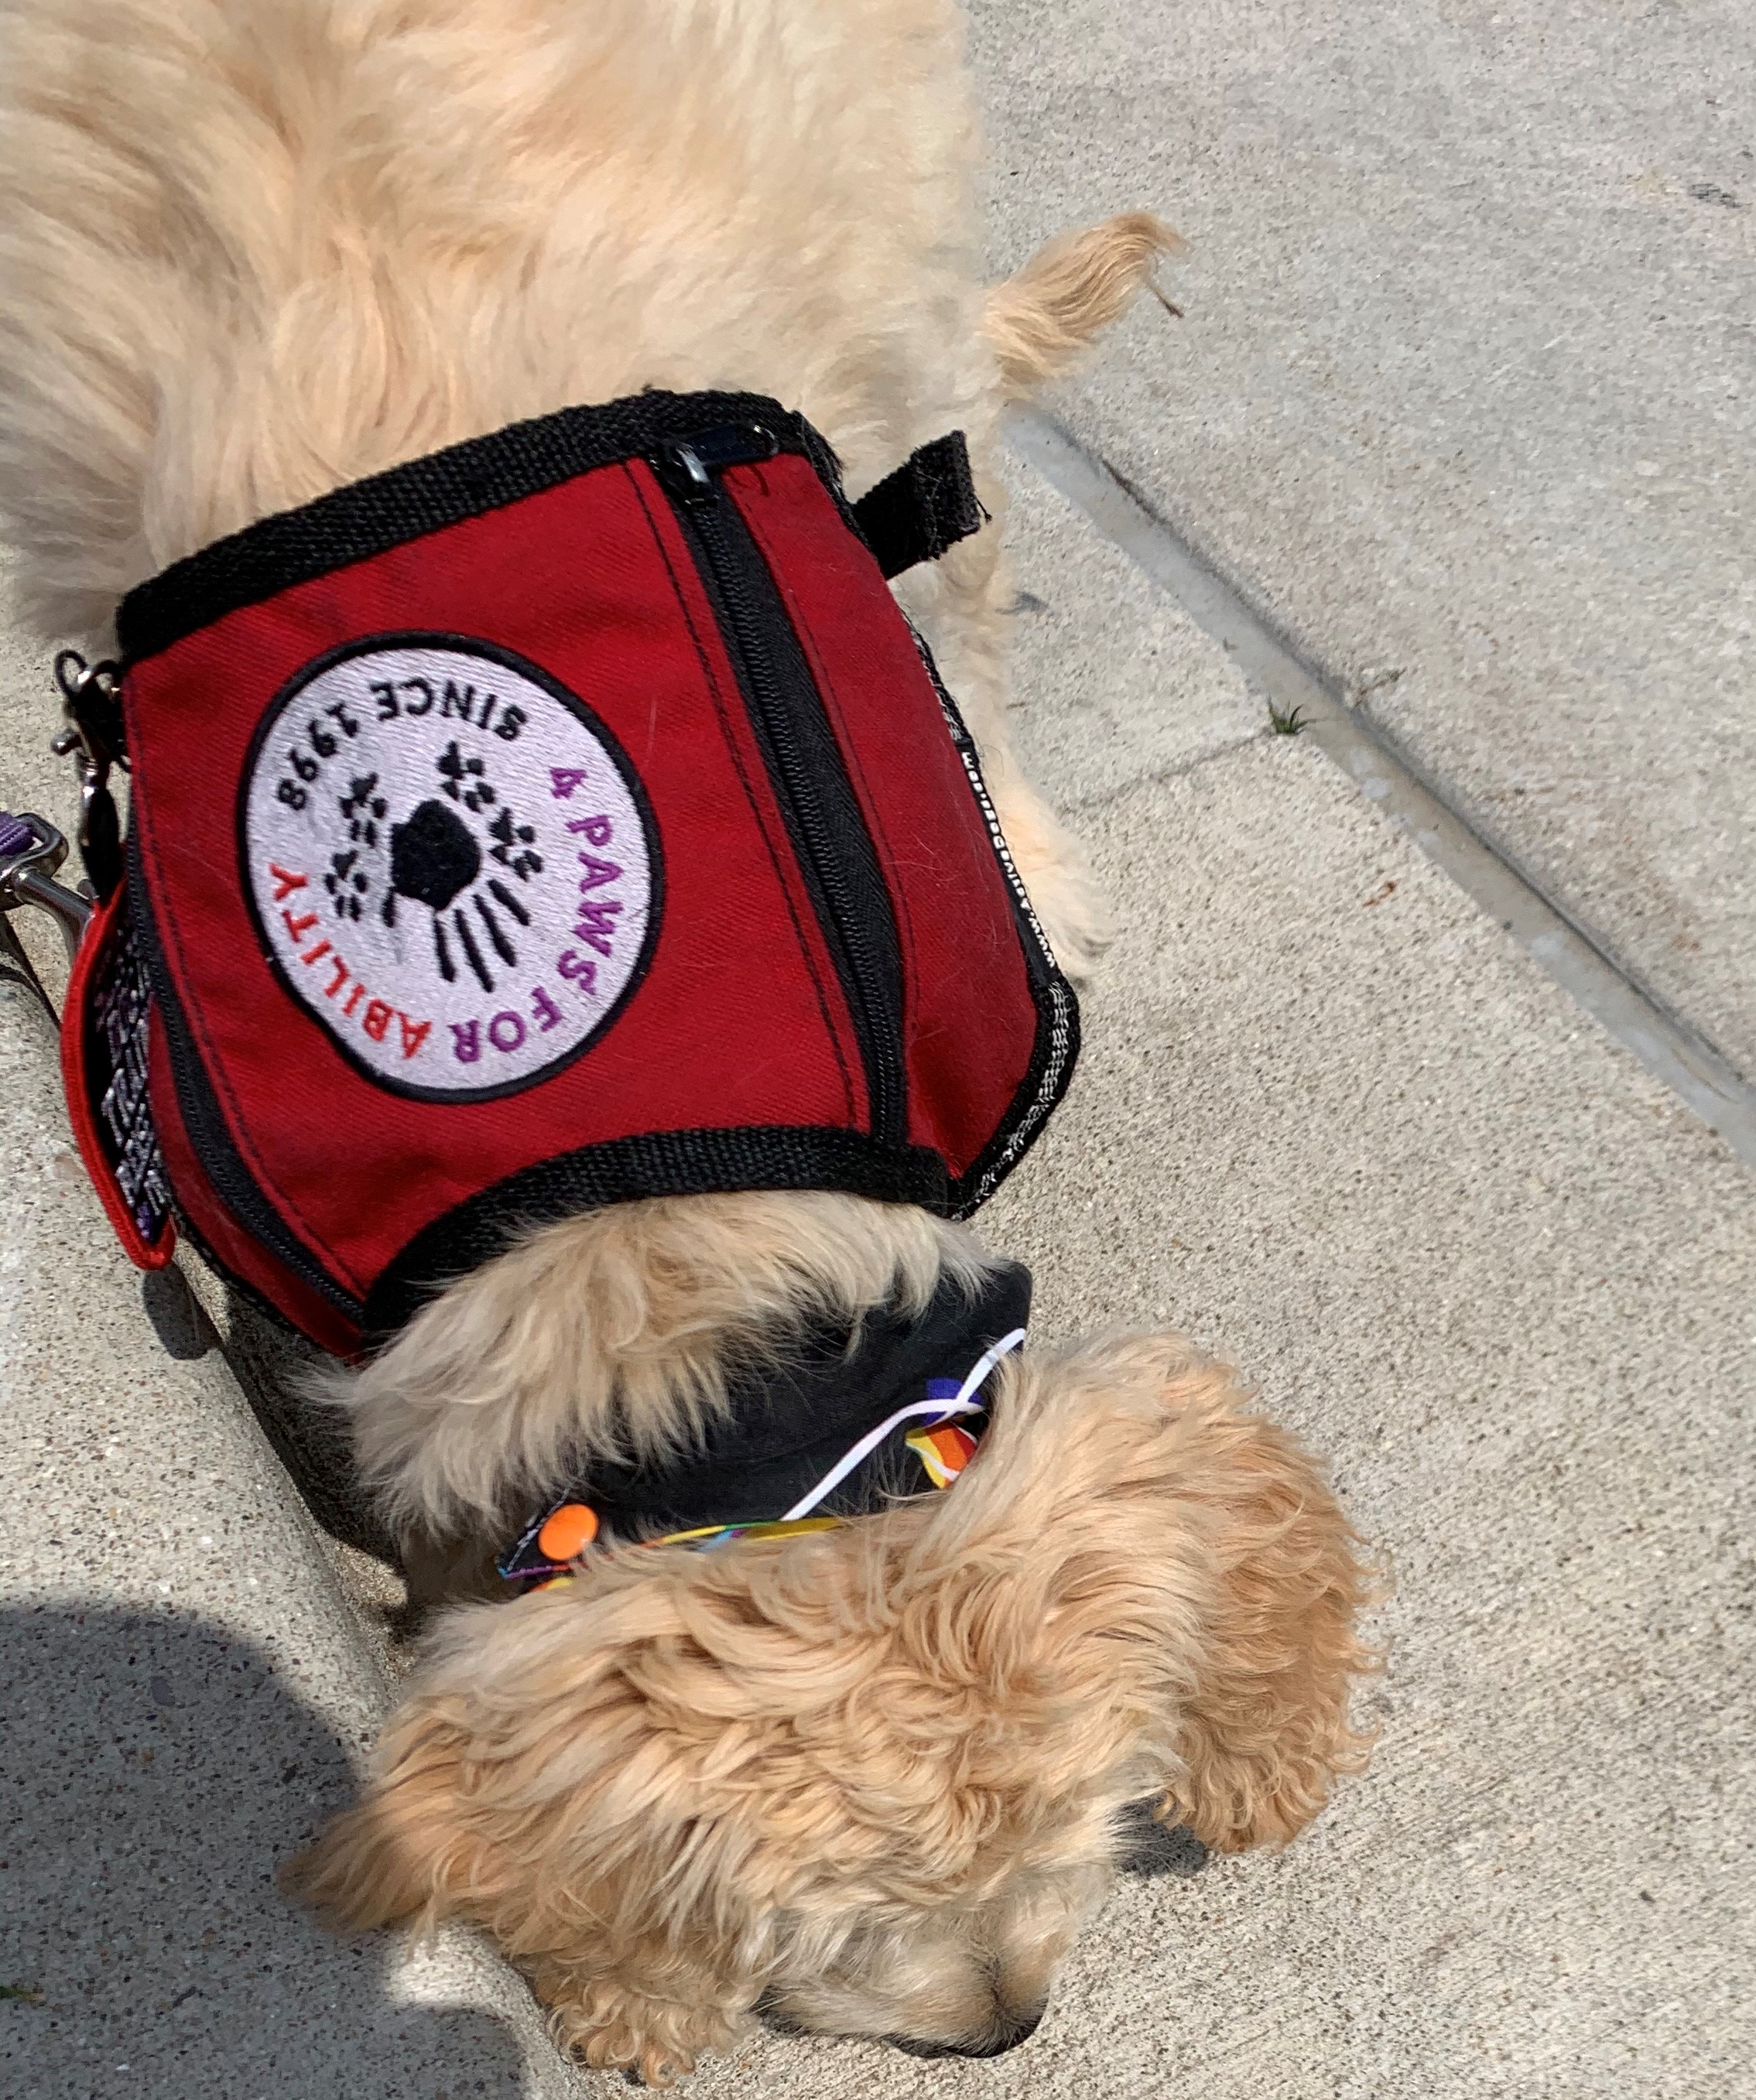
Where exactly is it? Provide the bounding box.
[286,1332,1371,2083]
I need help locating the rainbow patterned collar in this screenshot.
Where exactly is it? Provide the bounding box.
[497,1264,1031,1591]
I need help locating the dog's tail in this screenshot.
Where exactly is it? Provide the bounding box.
[984,211,1183,402]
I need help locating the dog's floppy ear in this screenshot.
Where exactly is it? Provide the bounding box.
[917,1334,1378,1852]
[280,1702,475,1934]
[283,1586,777,2084]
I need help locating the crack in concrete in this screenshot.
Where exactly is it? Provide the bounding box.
[1005,404,1756,1171]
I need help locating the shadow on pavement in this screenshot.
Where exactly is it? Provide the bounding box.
[141,1263,399,1568]
[1115,1800,1209,1880]
[1,1602,525,2098]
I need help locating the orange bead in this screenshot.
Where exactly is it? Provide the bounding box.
[537,1503,599,1561]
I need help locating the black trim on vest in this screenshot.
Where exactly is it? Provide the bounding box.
[499,1259,1032,1571]
[118,390,815,666]
[118,394,991,669]
[949,956,1080,1219]
[914,635,1081,1216]
[365,1125,953,1342]
[166,1196,316,1342]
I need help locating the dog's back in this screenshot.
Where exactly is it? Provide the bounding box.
[0,0,989,643]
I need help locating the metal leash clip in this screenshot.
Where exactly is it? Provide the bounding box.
[0,651,123,1013]
[51,648,127,902]
[0,809,94,964]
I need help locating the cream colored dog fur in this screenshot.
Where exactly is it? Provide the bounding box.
[0,0,1374,2081]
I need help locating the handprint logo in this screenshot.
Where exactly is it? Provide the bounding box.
[378,741,543,992]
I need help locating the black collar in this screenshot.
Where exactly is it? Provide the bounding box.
[498,1260,1031,1585]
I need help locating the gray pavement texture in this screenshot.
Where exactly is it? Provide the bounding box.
[4,5,1754,2096]
[973,0,1756,1080]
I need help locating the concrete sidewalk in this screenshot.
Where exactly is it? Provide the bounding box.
[973,0,1756,1080]
[5,4,1754,2094]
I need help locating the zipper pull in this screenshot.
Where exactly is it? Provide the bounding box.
[654,440,718,506]
[652,423,780,505]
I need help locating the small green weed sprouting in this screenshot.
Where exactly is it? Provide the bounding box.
[1268,702,1308,736]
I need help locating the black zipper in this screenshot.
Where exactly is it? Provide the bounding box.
[652,428,906,1146]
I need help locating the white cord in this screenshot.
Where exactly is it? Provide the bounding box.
[779,1326,1026,1523]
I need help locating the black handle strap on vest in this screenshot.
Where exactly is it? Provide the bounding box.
[851,431,987,580]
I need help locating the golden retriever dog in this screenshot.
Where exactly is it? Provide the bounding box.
[0,0,1374,2081]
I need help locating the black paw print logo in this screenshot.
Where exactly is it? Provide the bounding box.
[488,805,543,881]
[378,744,544,993]
[437,740,497,813]
[324,774,390,919]
[341,772,388,846]
[323,848,369,921]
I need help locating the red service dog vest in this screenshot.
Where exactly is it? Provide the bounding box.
[63,391,1077,1356]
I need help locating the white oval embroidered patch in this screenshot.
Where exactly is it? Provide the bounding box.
[240,635,659,1100]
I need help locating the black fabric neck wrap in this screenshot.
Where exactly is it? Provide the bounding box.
[498,1258,1032,1582]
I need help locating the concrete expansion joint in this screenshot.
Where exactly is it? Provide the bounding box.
[1005,405,1756,1170]
[1064,726,1275,814]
